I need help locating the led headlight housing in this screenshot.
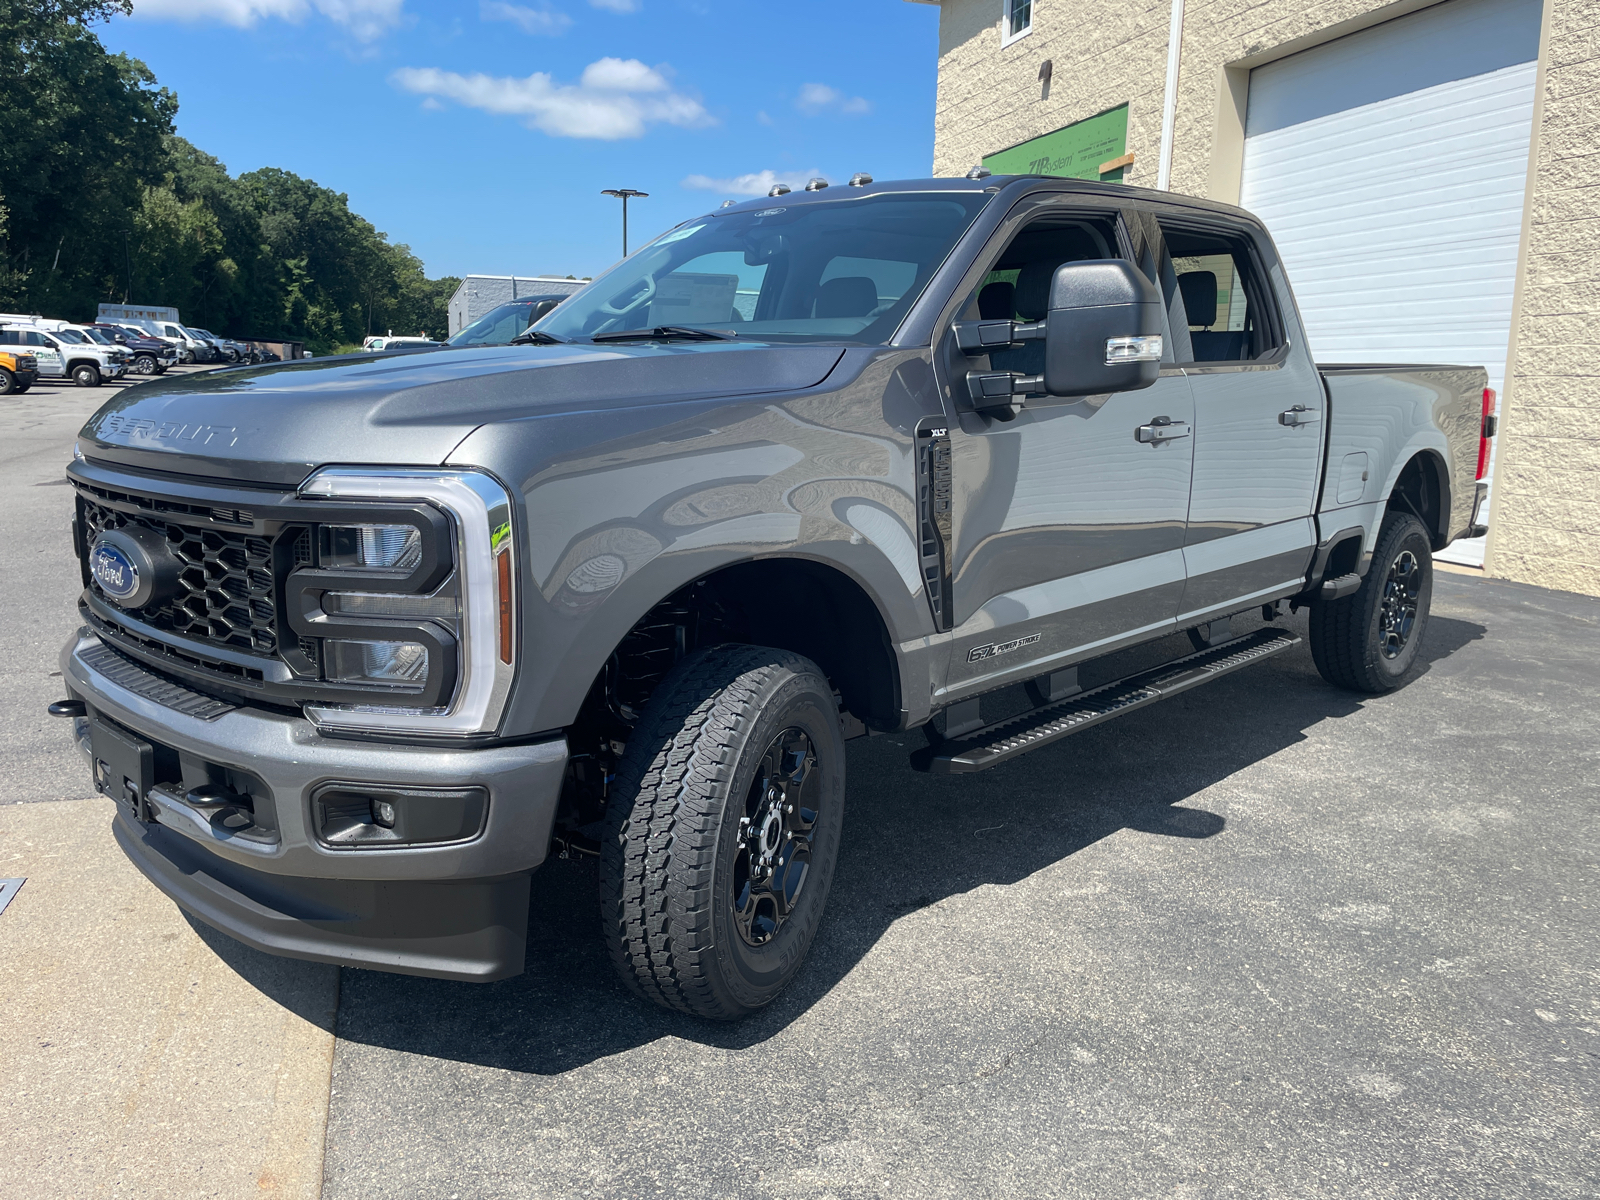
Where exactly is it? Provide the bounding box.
[295,468,517,737]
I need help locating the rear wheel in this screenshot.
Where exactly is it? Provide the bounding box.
[600,644,845,1020]
[1309,511,1434,693]
[72,363,101,387]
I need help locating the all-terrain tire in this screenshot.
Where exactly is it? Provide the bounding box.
[1309,511,1434,693]
[0,367,15,395]
[600,644,846,1020]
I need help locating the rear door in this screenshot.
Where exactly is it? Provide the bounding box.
[1154,215,1323,621]
[937,196,1195,697]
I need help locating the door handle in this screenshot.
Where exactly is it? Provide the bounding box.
[1279,405,1321,427]
[1135,417,1191,444]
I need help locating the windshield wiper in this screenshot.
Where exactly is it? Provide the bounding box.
[508,329,568,345]
[590,326,737,343]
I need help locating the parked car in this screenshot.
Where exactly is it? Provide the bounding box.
[123,319,215,364]
[1,324,129,385]
[0,346,38,394]
[189,328,250,363]
[54,173,1494,1018]
[365,335,446,352]
[74,324,175,375]
[93,324,180,374]
[446,294,570,347]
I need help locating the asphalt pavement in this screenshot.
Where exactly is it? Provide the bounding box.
[2,373,1596,1198]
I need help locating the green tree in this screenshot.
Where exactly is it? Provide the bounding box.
[0,1,175,312]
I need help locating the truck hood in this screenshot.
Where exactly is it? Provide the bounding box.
[79,340,846,486]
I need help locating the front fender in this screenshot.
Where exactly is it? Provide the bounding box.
[449,363,944,736]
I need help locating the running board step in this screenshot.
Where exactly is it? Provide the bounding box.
[913,628,1302,774]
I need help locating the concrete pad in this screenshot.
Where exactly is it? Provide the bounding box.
[0,797,339,1199]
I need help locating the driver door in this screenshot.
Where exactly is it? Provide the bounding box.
[937,200,1195,699]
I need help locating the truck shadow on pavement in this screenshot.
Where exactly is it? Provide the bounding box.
[324,613,1485,1074]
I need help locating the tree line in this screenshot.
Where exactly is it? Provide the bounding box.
[0,1,458,351]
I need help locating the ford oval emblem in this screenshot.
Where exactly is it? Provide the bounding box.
[91,540,140,600]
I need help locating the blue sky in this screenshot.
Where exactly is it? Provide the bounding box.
[103,1,943,280]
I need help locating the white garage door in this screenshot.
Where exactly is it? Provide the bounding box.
[1239,0,1542,565]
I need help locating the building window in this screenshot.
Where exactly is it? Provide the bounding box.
[1002,0,1031,45]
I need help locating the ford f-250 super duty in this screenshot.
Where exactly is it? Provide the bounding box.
[53,174,1495,1019]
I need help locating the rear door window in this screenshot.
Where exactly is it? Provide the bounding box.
[1155,222,1283,364]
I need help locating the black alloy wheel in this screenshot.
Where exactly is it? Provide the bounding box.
[1378,549,1423,659]
[1308,510,1434,693]
[602,644,846,1020]
[731,727,821,947]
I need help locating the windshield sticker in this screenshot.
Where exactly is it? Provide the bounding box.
[656,224,704,246]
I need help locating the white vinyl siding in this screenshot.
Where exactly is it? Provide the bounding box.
[1239,0,1541,565]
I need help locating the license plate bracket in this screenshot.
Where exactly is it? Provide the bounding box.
[90,716,155,822]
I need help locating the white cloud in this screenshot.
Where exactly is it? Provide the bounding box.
[391,58,709,140]
[132,0,404,39]
[795,82,871,116]
[589,0,639,10]
[480,0,571,34]
[681,168,824,197]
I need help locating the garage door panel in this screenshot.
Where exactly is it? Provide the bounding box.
[1240,0,1540,565]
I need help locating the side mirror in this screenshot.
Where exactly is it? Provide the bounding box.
[954,259,1163,416]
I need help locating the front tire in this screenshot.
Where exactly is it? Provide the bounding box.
[1309,511,1434,693]
[133,353,157,374]
[72,363,101,387]
[0,367,15,395]
[601,644,846,1020]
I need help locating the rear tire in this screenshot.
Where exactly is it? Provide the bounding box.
[600,644,845,1020]
[72,363,101,387]
[1309,511,1434,693]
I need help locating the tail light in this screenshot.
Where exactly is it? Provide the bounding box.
[1476,387,1497,481]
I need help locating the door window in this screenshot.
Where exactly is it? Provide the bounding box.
[964,212,1123,376]
[1157,223,1282,363]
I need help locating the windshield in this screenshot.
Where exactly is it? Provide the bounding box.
[536,192,990,345]
[183,327,208,340]
[448,297,568,347]
[55,328,88,344]
[80,328,115,344]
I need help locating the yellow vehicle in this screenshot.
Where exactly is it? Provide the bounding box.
[0,349,37,394]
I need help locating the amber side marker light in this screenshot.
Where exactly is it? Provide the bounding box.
[1477,387,1498,481]
[496,548,514,664]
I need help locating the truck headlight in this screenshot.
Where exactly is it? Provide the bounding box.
[296,468,516,737]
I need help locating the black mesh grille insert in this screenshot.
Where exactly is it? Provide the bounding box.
[80,497,283,657]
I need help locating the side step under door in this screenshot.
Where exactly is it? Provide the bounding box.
[913,628,1302,774]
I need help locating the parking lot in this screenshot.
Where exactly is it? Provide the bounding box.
[3,375,1596,1198]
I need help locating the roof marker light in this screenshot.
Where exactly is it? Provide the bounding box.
[848,172,873,187]
[966,165,992,180]
[768,183,791,196]
[719,200,737,208]
[804,177,829,191]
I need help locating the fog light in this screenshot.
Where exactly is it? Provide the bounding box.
[326,639,429,686]
[371,798,397,828]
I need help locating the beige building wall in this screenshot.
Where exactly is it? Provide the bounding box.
[923,0,1598,596]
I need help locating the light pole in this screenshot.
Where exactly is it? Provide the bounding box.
[601,188,649,257]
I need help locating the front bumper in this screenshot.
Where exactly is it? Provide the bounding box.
[61,628,569,980]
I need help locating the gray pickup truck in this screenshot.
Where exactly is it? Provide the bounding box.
[55,174,1494,1019]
